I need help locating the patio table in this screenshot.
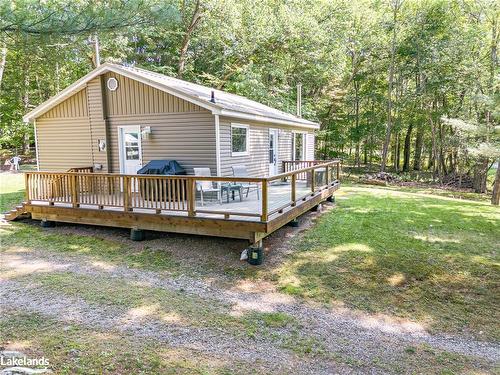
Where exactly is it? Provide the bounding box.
[221,183,243,203]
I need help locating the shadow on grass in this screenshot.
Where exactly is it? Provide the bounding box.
[0,222,181,272]
[277,188,500,340]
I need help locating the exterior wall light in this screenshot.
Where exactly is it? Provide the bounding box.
[141,126,152,139]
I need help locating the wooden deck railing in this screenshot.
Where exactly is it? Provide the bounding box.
[67,166,94,173]
[25,160,340,222]
[282,160,334,180]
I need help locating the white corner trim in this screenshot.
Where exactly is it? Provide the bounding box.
[214,114,221,176]
[33,119,40,171]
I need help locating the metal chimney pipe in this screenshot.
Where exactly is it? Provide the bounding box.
[296,83,302,118]
[94,34,101,67]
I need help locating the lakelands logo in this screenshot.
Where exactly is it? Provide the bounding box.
[0,354,50,367]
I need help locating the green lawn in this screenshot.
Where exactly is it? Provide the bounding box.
[0,172,25,212]
[1,173,498,372]
[1,174,499,340]
[275,186,500,340]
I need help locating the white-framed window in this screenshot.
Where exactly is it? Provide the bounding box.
[231,123,249,156]
[293,132,306,161]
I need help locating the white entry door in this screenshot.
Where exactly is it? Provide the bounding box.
[118,126,142,174]
[269,129,279,175]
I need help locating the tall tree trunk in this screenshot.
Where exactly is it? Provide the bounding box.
[403,124,413,172]
[438,122,447,178]
[491,159,500,205]
[23,71,31,154]
[473,158,489,193]
[427,145,433,170]
[0,43,6,90]
[380,0,401,172]
[363,140,368,164]
[177,0,203,79]
[393,132,400,171]
[414,125,424,170]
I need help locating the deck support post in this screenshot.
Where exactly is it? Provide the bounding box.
[130,228,145,241]
[287,218,299,227]
[247,240,263,266]
[40,219,55,228]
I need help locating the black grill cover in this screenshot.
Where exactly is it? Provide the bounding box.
[137,160,186,175]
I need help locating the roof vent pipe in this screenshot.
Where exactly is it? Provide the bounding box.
[210,90,216,103]
[296,83,302,118]
[94,34,101,67]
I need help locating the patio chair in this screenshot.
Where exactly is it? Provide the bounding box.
[193,168,221,206]
[231,165,260,199]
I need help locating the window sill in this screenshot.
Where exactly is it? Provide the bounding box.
[231,151,249,157]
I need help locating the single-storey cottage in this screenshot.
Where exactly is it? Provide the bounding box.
[23,63,318,177]
[8,63,340,259]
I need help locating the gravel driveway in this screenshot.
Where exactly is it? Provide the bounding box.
[1,238,499,374]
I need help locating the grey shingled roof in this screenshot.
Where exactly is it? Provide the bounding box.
[118,64,318,127]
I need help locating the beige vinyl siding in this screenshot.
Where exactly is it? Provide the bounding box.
[86,76,109,171]
[103,72,204,116]
[36,117,93,171]
[39,88,88,119]
[278,130,293,170]
[306,133,315,160]
[219,117,312,177]
[107,112,216,175]
[219,118,267,177]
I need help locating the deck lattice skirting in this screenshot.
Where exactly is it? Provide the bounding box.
[18,160,341,243]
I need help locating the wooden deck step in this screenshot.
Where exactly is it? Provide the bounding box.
[4,202,30,221]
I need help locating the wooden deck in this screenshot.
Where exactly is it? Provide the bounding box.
[15,160,341,245]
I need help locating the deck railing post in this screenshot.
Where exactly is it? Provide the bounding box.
[188,178,196,217]
[71,174,79,208]
[261,180,268,222]
[336,162,340,181]
[123,176,131,211]
[291,173,296,206]
[24,173,30,203]
[325,165,330,186]
[311,166,315,195]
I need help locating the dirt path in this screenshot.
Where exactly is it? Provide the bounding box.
[1,248,498,373]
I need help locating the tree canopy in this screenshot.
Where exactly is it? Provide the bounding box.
[0,0,499,202]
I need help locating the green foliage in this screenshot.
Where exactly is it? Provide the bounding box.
[0,0,498,191]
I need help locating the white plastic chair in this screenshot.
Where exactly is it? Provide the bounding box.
[231,165,260,199]
[193,167,221,206]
